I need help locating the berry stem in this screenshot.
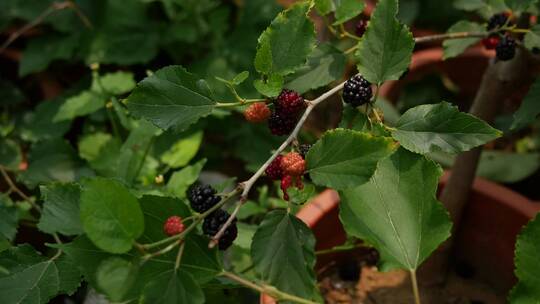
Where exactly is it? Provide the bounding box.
[174,241,185,271]
[339,24,361,41]
[410,270,422,304]
[220,271,319,304]
[315,243,365,256]
[215,99,266,108]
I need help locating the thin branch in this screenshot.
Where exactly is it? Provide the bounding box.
[221,271,318,304]
[0,1,92,55]
[208,81,346,247]
[414,32,487,44]
[0,166,41,212]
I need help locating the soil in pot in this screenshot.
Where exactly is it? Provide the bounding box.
[317,250,506,304]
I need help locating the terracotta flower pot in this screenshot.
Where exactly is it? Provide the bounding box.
[379,46,493,106]
[260,172,540,304]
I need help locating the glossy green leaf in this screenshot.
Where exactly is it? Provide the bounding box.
[127,65,216,131]
[512,78,540,130]
[392,102,502,154]
[96,257,138,301]
[166,159,207,199]
[333,0,365,25]
[161,131,203,168]
[0,245,80,303]
[510,214,540,303]
[80,178,144,253]
[142,269,204,304]
[286,43,346,94]
[307,129,397,190]
[443,21,485,60]
[355,0,414,84]
[339,148,452,271]
[38,183,83,236]
[251,210,319,301]
[254,2,316,76]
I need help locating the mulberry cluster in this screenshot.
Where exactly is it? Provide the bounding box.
[268,90,306,136]
[496,36,516,61]
[487,12,512,31]
[202,209,237,250]
[266,152,307,200]
[244,102,271,123]
[187,184,220,213]
[342,75,373,107]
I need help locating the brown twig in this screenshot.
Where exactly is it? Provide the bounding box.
[0,165,41,212]
[0,1,92,55]
[414,32,486,44]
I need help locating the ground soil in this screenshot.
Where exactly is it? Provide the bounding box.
[318,252,506,304]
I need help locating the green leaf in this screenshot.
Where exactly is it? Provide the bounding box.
[116,120,161,184]
[307,129,397,190]
[161,131,203,168]
[0,245,60,304]
[181,235,222,283]
[255,2,316,76]
[314,0,334,15]
[55,254,82,296]
[0,138,21,170]
[166,159,207,199]
[0,195,17,241]
[443,21,485,60]
[392,102,502,154]
[505,0,537,12]
[93,71,136,95]
[57,236,115,287]
[333,0,365,25]
[524,25,540,51]
[127,65,216,131]
[20,99,71,142]
[19,139,93,188]
[231,71,250,85]
[138,195,191,243]
[78,132,122,177]
[512,78,540,130]
[19,33,78,77]
[339,148,452,270]
[53,90,106,122]
[142,269,205,304]
[253,74,284,97]
[285,43,346,94]
[510,214,540,303]
[96,257,138,301]
[338,107,370,131]
[251,210,319,301]
[80,178,144,253]
[38,183,83,236]
[355,0,414,84]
